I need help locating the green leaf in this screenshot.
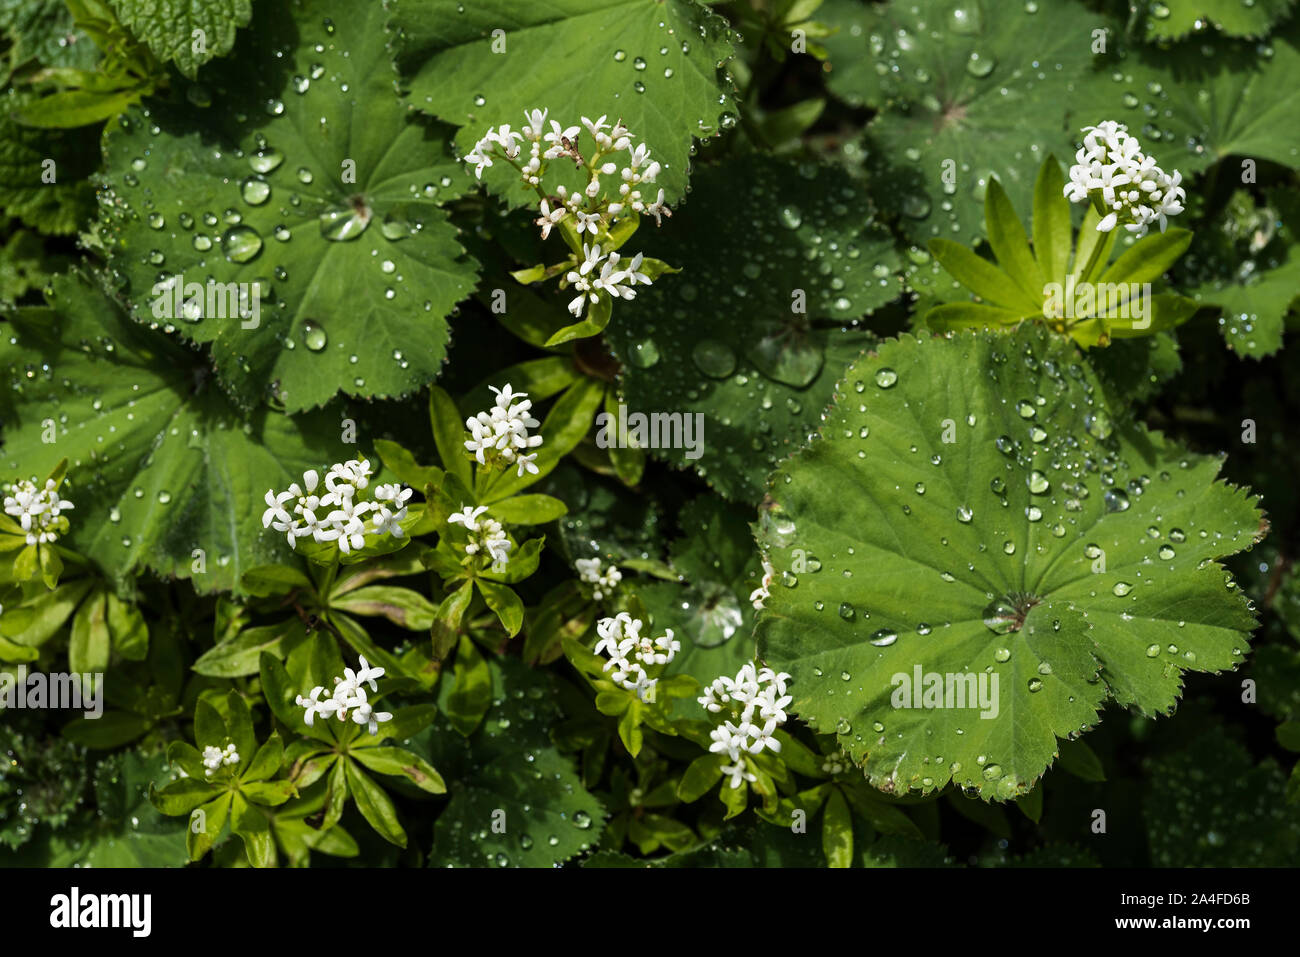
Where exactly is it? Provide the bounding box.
[429,385,473,491]
[677,753,726,803]
[231,796,277,866]
[1073,20,1300,179]
[108,0,252,79]
[479,535,543,584]
[422,654,604,865]
[0,0,100,77]
[928,238,1033,312]
[193,619,307,677]
[1146,721,1300,866]
[487,494,568,525]
[821,786,853,868]
[476,578,524,637]
[374,438,443,491]
[349,745,446,794]
[240,564,313,598]
[1184,188,1300,358]
[820,0,1107,244]
[187,791,231,860]
[1032,156,1071,283]
[391,0,738,207]
[68,587,109,674]
[445,634,493,736]
[0,271,342,593]
[344,758,407,848]
[1015,784,1043,823]
[330,585,438,631]
[61,749,188,867]
[12,84,151,128]
[543,294,613,348]
[756,326,1264,800]
[984,178,1043,306]
[1057,737,1106,783]
[606,155,900,502]
[0,91,98,234]
[62,711,153,749]
[635,495,762,718]
[259,649,335,745]
[0,572,92,647]
[105,591,148,659]
[242,732,284,784]
[925,300,1028,333]
[431,580,473,660]
[1097,229,1193,287]
[1140,0,1295,41]
[97,0,480,412]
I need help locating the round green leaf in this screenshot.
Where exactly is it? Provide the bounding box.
[756,325,1264,800]
[390,0,738,207]
[606,155,900,502]
[98,0,479,412]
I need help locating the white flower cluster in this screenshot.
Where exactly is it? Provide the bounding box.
[564,242,652,318]
[593,612,680,699]
[464,384,542,478]
[295,656,392,736]
[202,742,239,778]
[3,478,74,546]
[463,110,667,319]
[821,754,847,776]
[262,459,412,556]
[448,505,512,567]
[575,556,622,601]
[699,663,792,788]
[748,560,775,610]
[1065,121,1185,238]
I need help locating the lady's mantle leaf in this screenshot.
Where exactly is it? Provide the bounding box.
[819,0,1110,245]
[99,0,479,413]
[756,325,1264,800]
[1071,19,1300,180]
[390,0,738,207]
[1139,0,1295,43]
[1181,188,1300,358]
[0,271,340,593]
[1145,721,1300,866]
[605,156,900,503]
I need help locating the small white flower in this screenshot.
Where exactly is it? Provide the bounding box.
[4,477,74,546]
[576,557,623,601]
[721,762,758,789]
[350,687,394,737]
[449,504,489,532]
[371,504,405,539]
[700,660,791,760]
[749,560,775,610]
[536,198,567,239]
[514,452,539,477]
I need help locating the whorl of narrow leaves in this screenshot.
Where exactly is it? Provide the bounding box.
[755,325,1265,800]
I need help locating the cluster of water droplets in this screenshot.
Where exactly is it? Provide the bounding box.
[611,159,900,496]
[99,18,467,406]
